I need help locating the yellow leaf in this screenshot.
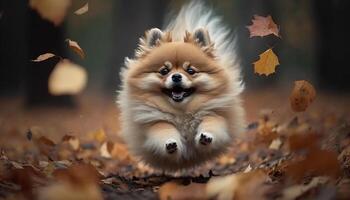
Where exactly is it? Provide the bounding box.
[253,48,280,76]
[92,128,106,143]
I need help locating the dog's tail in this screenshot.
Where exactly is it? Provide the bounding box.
[164,1,240,73]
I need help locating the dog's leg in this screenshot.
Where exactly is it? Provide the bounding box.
[144,122,184,156]
[195,115,230,149]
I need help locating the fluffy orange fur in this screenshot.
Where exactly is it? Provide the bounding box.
[118,3,245,171]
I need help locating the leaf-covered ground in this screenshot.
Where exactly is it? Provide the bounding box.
[0,89,350,200]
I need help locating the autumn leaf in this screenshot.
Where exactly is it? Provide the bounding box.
[286,133,341,181]
[290,80,316,112]
[62,135,80,151]
[29,0,71,26]
[253,48,280,76]
[66,39,85,59]
[158,182,207,200]
[247,15,280,38]
[207,170,270,200]
[48,59,87,95]
[74,3,88,15]
[32,53,56,62]
[39,164,103,200]
[90,128,107,143]
[280,177,328,200]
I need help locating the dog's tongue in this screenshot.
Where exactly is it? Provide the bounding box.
[172,91,185,101]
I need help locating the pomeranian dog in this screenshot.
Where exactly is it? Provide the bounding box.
[118,2,245,171]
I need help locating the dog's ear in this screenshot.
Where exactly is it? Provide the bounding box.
[145,28,164,47]
[193,28,211,47]
[136,28,171,58]
[184,28,214,57]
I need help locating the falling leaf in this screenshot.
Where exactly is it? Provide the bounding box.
[48,59,87,95]
[247,15,280,38]
[207,170,270,200]
[290,80,316,112]
[29,0,71,26]
[32,53,56,62]
[253,48,279,76]
[66,39,85,59]
[158,182,207,200]
[74,3,88,15]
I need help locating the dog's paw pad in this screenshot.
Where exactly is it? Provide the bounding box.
[165,139,177,154]
[199,132,213,145]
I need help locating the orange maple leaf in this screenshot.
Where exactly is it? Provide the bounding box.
[253,48,280,76]
[247,15,280,38]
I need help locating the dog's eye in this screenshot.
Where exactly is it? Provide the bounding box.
[159,68,170,75]
[186,67,196,75]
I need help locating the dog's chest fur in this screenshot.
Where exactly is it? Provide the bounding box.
[132,103,212,139]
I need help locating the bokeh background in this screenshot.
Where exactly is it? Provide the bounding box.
[0,0,350,135]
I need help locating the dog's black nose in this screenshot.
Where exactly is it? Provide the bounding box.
[172,73,182,82]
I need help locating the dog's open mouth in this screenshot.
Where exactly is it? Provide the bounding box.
[162,86,195,102]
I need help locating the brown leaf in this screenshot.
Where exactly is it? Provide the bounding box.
[53,163,101,186]
[280,177,328,200]
[29,0,71,26]
[253,48,280,76]
[74,3,88,15]
[247,15,280,38]
[38,165,102,200]
[48,59,87,95]
[62,135,80,150]
[207,170,270,200]
[158,181,207,200]
[32,53,56,62]
[66,39,85,59]
[290,80,316,112]
[37,136,56,156]
[286,133,341,181]
[110,142,130,161]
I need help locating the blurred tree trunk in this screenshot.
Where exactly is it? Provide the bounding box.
[0,1,27,96]
[314,0,350,91]
[105,0,167,92]
[25,8,74,106]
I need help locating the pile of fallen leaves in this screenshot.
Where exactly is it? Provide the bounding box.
[1,102,349,199]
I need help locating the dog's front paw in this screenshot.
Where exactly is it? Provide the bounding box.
[165,139,178,154]
[196,132,213,146]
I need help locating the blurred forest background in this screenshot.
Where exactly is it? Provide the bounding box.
[1,0,350,104]
[1,1,350,199]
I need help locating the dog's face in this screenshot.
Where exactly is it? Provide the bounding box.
[126,28,229,108]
